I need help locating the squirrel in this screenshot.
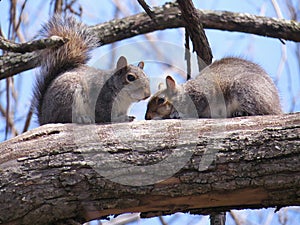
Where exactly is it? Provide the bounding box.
[145,57,282,120]
[33,15,150,125]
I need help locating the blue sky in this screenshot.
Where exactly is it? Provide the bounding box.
[0,1,299,224]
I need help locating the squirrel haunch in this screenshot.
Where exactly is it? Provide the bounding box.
[33,15,150,125]
[145,57,282,120]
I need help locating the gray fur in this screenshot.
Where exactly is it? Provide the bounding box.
[145,57,282,120]
[34,15,150,125]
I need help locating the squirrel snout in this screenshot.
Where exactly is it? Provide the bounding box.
[143,87,151,100]
[144,89,151,100]
[139,88,150,101]
[145,112,152,120]
[142,95,150,100]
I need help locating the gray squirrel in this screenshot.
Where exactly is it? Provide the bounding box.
[34,15,150,125]
[145,57,282,120]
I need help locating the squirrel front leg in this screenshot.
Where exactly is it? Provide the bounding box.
[111,115,135,123]
[72,83,95,124]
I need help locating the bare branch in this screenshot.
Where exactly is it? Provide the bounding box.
[1,2,300,79]
[22,106,33,133]
[0,36,68,53]
[184,30,191,80]
[0,103,18,137]
[0,52,39,79]
[177,0,212,67]
[89,3,300,43]
[137,0,156,20]
[229,211,243,225]
[159,216,168,225]
[15,0,28,35]
[54,0,63,14]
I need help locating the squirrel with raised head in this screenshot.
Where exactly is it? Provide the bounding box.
[145,57,282,120]
[34,15,150,125]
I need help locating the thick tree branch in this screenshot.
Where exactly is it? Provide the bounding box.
[0,36,68,53]
[0,37,67,79]
[1,2,300,78]
[0,52,39,78]
[92,2,300,44]
[0,113,299,225]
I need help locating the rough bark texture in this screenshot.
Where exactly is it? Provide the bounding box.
[92,2,300,44]
[0,36,68,53]
[0,113,299,225]
[0,37,67,79]
[0,52,39,79]
[1,2,300,79]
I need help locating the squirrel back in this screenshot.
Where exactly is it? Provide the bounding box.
[34,15,150,125]
[145,57,282,120]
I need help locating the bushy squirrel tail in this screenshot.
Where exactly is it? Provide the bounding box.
[33,15,99,117]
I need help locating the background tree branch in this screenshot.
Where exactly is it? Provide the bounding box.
[177,0,213,68]
[0,113,299,225]
[0,52,39,79]
[0,36,68,53]
[1,2,299,79]
[137,0,156,21]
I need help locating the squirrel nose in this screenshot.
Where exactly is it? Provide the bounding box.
[143,89,151,100]
[145,111,152,120]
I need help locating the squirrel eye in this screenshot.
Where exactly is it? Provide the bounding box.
[157,97,165,105]
[127,74,136,82]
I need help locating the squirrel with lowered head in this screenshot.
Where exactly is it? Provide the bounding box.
[145,57,282,120]
[34,15,150,125]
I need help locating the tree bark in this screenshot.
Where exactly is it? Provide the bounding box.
[0,36,67,53]
[92,2,300,44]
[0,113,299,225]
[1,2,299,79]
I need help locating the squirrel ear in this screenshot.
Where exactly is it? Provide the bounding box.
[166,76,176,91]
[158,82,164,90]
[138,61,144,69]
[116,56,128,70]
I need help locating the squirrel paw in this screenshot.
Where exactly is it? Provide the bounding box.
[170,111,181,119]
[128,116,135,122]
[111,115,135,123]
[232,111,250,117]
[73,115,95,124]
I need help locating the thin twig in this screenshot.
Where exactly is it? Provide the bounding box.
[271,0,284,19]
[22,106,33,133]
[185,29,191,80]
[5,78,10,139]
[54,0,63,14]
[111,0,164,69]
[65,0,82,17]
[137,0,156,20]
[0,100,18,138]
[15,0,28,33]
[158,216,168,225]
[229,211,243,225]
[108,0,120,69]
[270,0,288,85]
